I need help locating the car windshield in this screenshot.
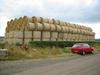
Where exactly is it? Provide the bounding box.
[72,43,90,48]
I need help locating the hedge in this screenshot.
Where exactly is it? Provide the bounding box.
[29,41,99,48]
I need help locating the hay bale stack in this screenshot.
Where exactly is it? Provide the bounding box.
[5,16,95,44]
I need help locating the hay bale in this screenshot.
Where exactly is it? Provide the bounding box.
[14,31,23,39]
[33,31,41,39]
[53,19,60,25]
[59,20,64,25]
[56,25,62,32]
[50,24,56,32]
[28,23,36,31]
[41,17,49,23]
[65,26,70,32]
[32,16,42,23]
[61,26,66,32]
[51,32,58,41]
[24,31,32,39]
[27,17,32,22]
[63,33,68,41]
[42,23,51,31]
[48,19,53,24]
[58,33,63,41]
[42,31,50,39]
[22,16,29,30]
[36,23,44,31]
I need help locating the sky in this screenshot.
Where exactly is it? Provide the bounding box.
[0,0,100,39]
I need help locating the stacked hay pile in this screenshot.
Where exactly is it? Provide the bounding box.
[5,16,95,44]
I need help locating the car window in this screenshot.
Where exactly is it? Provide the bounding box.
[82,44,90,48]
[72,43,90,48]
[72,44,81,48]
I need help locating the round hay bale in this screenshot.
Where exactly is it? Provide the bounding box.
[73,24,77,28]
[43,23,51,31]
[27,17,32,22]
[10,20,15,31]
[69,27,73,33]
[61,26,66,32]
[65,22,68,26]
[88,27,92,32]
[41,17,49,23]
[72,29,77,34]
[17,17,23,30]
[32,16,42,23]
[28,23,36,31]
[77,29,81,34]
[52,19,60,25]
[48,19,53,24]
[36,23,44,31]
[22,16,29,30]
[76,24,80,29]
[71,24,75,28]
[65,26,69,32]
[59,20,64,25]
[50,24,56,31]
[56,25,62,32]
[22,16,28,25]
[78,25,82,29]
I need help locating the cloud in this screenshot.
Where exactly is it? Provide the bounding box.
[0,0,100,38]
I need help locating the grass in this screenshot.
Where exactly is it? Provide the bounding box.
[0,45,74,61]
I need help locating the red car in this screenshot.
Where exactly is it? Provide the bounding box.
[71,43,94,55]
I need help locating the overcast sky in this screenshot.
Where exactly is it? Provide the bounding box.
[0,0,100,39]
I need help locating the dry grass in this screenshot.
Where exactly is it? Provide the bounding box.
[1,44,72,60]
[93,45,100,51]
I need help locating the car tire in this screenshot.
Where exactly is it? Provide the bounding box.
[82,51,85,55]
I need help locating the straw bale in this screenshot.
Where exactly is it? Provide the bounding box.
[50,24,56,31]
[41,17,49,23]
[51,32,58,39]
[48,19,53,24]
[24,31,32,39]
[52,19,60,25]
[32,16,42,23]
[42,31,50,39]
[43,23,51,31]
[36,23,43,31]
[56,25,62,32]
[33,31,41,39]
[28,23,36,31]
[62,26,66,32]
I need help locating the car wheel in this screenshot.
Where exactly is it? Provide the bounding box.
[82,51,85,55]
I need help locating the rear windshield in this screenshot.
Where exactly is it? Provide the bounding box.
[72,43,90,48]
